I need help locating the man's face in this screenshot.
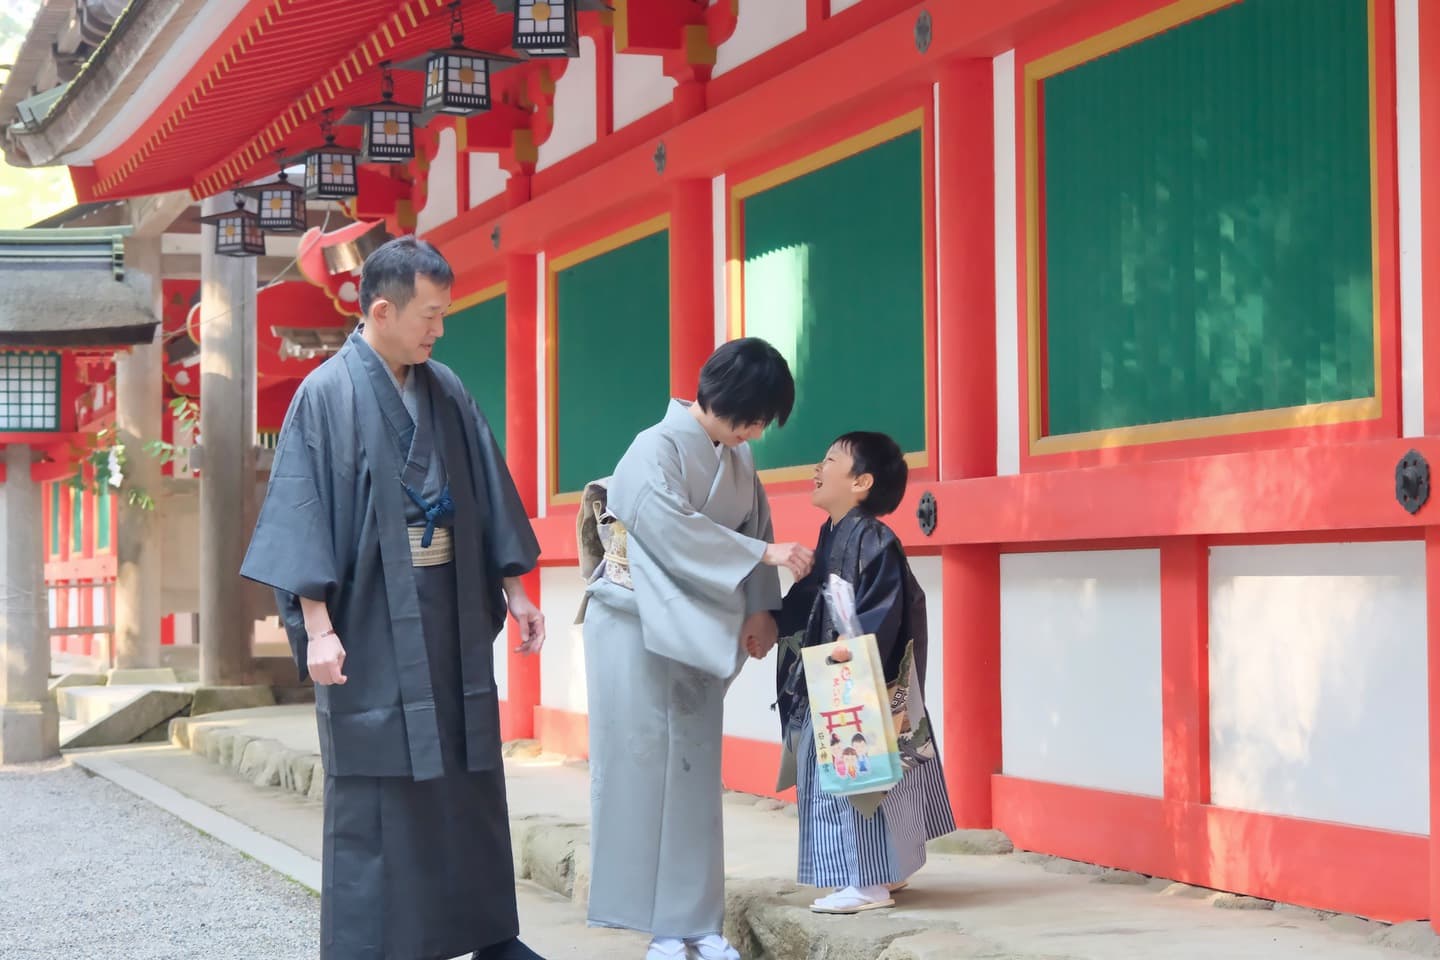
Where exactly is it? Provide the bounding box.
[373,275,450,366]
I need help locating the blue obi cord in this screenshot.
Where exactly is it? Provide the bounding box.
[402,482,455,548]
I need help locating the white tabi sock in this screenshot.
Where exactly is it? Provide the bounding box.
[646,936,686,960]
[684,933,740,960]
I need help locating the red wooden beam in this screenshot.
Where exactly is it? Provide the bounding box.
[994,776,1428,923]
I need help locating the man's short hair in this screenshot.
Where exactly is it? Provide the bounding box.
[696,337,795,428]
[835,430,908,517]
[359,236,455,316]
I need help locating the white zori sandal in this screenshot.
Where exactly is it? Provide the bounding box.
[810,884,897,914]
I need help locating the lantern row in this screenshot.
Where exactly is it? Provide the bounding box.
[203,0,607,256]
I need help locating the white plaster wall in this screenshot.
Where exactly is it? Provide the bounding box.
[913,555,944,759]
[714,0,807,77]
[1397,0,1424,437]
[539,566,590,713]
[538,37,599,171]
[535,252,548,518]
[1209,542,1428,834]
[416,127,458,235]
[1000,550,1164,796]
[831,0,865,12]
[494,627,509,702]
[713,174,728,350]
[470,152,509,209]
[993,50,1020,476]
[614,51,675,130]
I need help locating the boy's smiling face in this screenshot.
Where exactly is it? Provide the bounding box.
[811,442,873,518]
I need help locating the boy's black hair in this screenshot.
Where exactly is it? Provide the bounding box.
[851,734,867,745]
[360,236,455,316]
[835,431,907,517]
[696,337,795,428]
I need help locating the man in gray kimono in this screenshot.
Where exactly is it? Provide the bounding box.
[241,236,547,960]
[583,338,814,960]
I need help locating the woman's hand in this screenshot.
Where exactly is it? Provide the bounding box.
[830,635,853,663]
[763,542,815,579]
[740,611,778,659]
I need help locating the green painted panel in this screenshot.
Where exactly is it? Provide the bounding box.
[554,230,670,493]
[742,129,926,471]
[96,488,111,552]
[1042,0,1374,435]
[432,295,507,452]
[70,487,83,555]
[49,483,59,556]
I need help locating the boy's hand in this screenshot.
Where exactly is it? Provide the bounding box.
[740,611,778,659]
[763,542,815,579]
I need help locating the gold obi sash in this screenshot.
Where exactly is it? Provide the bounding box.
[408,526,453,567]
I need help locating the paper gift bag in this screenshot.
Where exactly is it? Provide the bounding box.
[802,634,903,796]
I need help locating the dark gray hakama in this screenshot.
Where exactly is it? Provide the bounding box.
[322,558,515,960]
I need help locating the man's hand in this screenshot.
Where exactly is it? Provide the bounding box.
[740,611,779,660]
[307,630,348,685]
[762,542,815,580]
[504,577,546,655]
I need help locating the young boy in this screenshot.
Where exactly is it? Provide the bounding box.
[772,431,955,915]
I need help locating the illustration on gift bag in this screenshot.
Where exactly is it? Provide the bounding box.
[801,575,904,796]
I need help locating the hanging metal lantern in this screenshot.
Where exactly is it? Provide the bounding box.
[199,192,266,258]
[241,152,307,233]
[513,0,579,57]
[300,110,359,200]
[400,2,520,116]
[502,0,610,58]
[339,63,422,162]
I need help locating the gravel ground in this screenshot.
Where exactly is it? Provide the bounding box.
[0,759,319,960]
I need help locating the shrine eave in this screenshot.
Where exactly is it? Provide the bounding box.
[16,0,519,203]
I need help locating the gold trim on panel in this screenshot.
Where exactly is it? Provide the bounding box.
[450,281,506,313]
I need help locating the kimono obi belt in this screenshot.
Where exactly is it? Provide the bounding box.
[408,525,453,567]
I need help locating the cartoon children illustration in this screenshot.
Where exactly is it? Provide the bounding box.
[840,747,859,779]
[850,734,870,774]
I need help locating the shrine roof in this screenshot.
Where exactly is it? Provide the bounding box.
[0,227,157,348]
[5,0,518,203]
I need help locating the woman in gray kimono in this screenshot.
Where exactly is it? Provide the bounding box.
[584,338,814,960]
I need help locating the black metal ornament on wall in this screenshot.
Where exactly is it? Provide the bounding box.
[491,225,502,249]
[653,141,667,174]
[917,491,938,536]
[1396,450,1430,515]
[915,11,933,54]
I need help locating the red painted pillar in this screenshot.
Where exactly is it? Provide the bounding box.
[504,249,541,742]
[936,58,1002,828]
[1420,0,1440,930]
[1160,538,1210,804]
[670,179,715,398]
